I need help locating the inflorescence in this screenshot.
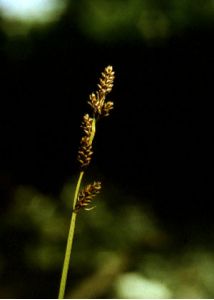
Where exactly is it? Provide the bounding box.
[75,66,115,212]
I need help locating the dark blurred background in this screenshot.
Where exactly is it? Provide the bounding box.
[0,0,214,298]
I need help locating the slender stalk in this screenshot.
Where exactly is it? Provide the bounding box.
[58,119,96,299]
[58,171,84,299]
[72,171,85,211]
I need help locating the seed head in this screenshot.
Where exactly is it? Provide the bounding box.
[88,65,115,117]
[74,181,102,212]
[98,65,115,97]
[77,114,94,169]
[81,114,93,136]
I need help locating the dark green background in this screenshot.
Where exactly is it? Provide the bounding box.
[0,0,213,298]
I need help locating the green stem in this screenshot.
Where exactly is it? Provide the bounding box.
[58,117,96,299]
[58,171,84,299]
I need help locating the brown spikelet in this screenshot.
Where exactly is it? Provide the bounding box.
[81,114,93,136]
[77,140,93,169]
[98,65,115,97]
[77,114,94,169]
[88,92,102,115]
[74,181,102,212]
[88,65,115,117]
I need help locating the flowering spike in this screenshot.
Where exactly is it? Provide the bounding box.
[74,181,102,212]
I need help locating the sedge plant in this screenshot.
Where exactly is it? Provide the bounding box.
[58,66,115,299]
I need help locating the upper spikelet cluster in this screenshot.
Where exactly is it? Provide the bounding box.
[88,65,114,117]
[77,66,115,170]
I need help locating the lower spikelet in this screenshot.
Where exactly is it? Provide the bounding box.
[74,181,102,212]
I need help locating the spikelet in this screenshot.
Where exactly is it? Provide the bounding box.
[88,65,115,117]
[98,65,115,96]
[74,181,102,212]
[81,114,93,136]
[77,114,94,169]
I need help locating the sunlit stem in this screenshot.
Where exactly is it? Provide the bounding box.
[58,171,84,299]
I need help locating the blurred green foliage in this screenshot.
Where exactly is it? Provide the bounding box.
[1,0,214,41]
[77,0,214,41]
[1,181,214,298]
